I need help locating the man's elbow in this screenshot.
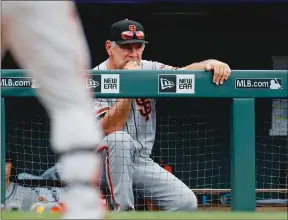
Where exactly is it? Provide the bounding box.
[103,127,117,136]
[100,121,123,136]
[104,127,125,136]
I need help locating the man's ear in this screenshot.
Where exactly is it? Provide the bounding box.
[105,40,112,56]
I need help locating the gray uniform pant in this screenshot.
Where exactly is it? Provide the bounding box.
[99,131,198,211]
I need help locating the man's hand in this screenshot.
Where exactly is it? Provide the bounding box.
[179,59,231,85]
[205,60,231,85]
[124,60,141,70]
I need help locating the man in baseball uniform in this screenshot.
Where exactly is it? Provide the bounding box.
[93,19,232,211]
[2,2,104,219]
[5,152,39,211]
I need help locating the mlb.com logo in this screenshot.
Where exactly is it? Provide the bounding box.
[85,74,120,93]
[158,74,195,94]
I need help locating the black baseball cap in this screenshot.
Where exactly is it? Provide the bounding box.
[109,19,148,45]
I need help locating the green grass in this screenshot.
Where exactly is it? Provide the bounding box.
[2,211,287,219]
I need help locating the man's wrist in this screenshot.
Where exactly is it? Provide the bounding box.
[198,59,216,66]
[181,62,206,70]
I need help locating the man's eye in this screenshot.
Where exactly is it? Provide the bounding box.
[119,45,129,50]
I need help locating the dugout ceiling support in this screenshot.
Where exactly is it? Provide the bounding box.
[1,98,6,205]
[231,98,256,211]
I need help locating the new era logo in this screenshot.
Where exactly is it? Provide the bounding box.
[86,78,99,89]
[101,74,120,93]
[177,74,195,93]
[86,75,101,92]
[158,74,195,94]
[158,75,176,93]
[85,74,120,93]
[160,78,175,89]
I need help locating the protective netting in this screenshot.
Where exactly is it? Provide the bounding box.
[3,98,287,210]
[255,99,287,207]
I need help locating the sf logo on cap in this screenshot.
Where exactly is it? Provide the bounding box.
[129,25,136,32]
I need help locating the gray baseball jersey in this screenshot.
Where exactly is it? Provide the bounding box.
[93,59,176,157]
[93,59,197,211]
[5,182,39,211]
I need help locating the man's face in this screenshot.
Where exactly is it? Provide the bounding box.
[5,161,12,181]
[107,41,145,69]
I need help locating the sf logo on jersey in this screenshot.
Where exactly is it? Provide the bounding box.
[136,98,151,121]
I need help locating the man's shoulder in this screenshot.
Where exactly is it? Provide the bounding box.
[141,60,159,70]
[93,59,167,70]
[6,182,34,198]
[93,59,108,70]
[6,182,16,193]
[141,60,176,70]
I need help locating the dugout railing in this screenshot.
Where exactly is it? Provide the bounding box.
[1,69,287,211]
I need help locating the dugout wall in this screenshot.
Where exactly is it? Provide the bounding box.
[1,69,287,211]
[1,1,287,212]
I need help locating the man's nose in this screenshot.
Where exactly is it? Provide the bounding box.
[129,48,138,57]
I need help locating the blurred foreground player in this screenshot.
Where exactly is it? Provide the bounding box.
[1,2,104,219]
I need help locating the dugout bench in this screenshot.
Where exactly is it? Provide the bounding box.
[1,69,287,211]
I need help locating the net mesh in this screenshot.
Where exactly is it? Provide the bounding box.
[154,98,230,190]
[255,99,288,207]
[3,97,287,211]
[150,98,230,209]
[6,99,54,181]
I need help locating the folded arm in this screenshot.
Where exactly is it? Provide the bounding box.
[96,99,132,136]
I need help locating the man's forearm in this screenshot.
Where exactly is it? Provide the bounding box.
[100,99,132,134]
[177,59,231,85]
[179,59,215,70]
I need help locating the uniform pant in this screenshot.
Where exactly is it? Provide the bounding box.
[1,1,103,153]
[1,4,104,215]
[99,131,198,211]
